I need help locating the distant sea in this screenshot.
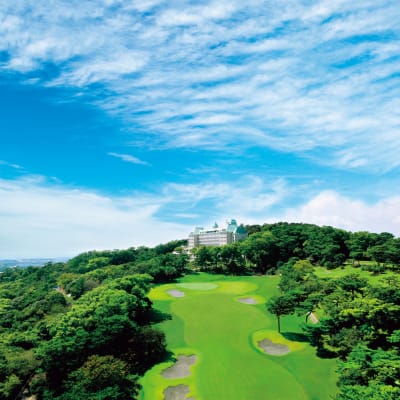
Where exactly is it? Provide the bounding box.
[0,257,69,271]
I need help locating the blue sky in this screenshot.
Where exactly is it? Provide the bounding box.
[1,0,400,258]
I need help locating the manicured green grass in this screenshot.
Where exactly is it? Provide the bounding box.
[140,273,338,400]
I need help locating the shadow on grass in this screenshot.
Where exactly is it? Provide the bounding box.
[281,332,309,343]
[146,309,172,324]
[315,347,337,359]
[184,270,201,276]
[281,331,337,359]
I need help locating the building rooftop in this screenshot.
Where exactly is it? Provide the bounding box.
[188,219,247,249]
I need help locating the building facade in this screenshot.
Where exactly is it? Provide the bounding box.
[188,219,247,250]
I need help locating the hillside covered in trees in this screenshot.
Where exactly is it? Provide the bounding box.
[193,222,400,274]
[1,224,399,399]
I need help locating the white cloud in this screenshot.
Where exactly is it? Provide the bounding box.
[1,1,400,171]
[0,173,288,257]
[0,177,189,258]
[163,176,288,218]
[281,191,400,235]
[157,1,238,27]
[1,172,400,259]
[52,53,148,86]
[108,152,150,166]
[0,160,22,170]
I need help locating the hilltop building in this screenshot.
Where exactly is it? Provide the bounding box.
[188,219,247,249]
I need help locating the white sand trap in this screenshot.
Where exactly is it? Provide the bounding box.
[167,289,185,298]
[164,384,195,400]
[238,297,257,304]
[161,355,197,379]
[258,339,290,355]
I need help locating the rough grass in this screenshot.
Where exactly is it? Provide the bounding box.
[313,264,398,283]
[140,273,338,400]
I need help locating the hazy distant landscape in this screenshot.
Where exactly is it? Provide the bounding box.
[0,258,69,271]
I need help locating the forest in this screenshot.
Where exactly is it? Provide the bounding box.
[0,223,399,399]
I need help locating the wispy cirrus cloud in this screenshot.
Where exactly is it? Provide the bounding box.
[161,176,289,223]
[0,160,22,170]
[108,152,150,166]
[1,0,399,172]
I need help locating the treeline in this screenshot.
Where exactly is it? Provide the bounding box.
[1,223,400,399]
[193,222,400,274]
[267,259,400,399]
[0,240,187,400]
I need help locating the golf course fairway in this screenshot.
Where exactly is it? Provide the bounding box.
[140,273,338,400]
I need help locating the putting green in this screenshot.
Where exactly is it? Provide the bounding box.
[176,282,218,290]
[140,274,338,400]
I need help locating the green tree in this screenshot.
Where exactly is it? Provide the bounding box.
[193,246,216,271]
[336,346,400,399]
[347,231,379,261]
[337,274,368,300]
[37,277,165,391]
[266,294,296,333]
[303,226,349,267]
[241,231,278,273]
[55,355,139,400]
[367,244,391,264]
[219,243,245,274]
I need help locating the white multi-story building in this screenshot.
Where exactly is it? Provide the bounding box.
[188,219,247,249]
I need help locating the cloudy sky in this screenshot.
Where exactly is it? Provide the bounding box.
[1,0,400,258]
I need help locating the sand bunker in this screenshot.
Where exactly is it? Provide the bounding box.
[258,339,290,355]
[162,355,197,379]
[163,384,194,400]
[167,289,185,298]
[238,297,257,304]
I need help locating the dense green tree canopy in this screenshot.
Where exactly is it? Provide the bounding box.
[1,225,400,399]
[0,241,186,400]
